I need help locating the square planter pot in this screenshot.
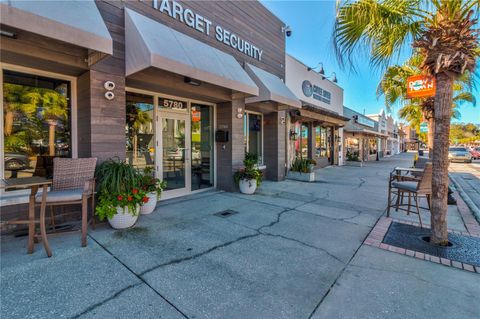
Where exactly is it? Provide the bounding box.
[345,161,363,167]
[286,171,315,182]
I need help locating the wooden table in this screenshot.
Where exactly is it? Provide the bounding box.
[1,177,52,257]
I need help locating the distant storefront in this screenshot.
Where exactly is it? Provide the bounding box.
[285,55,349,169]
[343,107,388,163]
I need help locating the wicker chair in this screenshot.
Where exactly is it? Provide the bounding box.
[387,163,432,227]
[35,158,97,256]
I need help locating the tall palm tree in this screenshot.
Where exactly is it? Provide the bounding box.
[3,84,37,136]
[40,90,68,156]
[334,0,479,245]
[378,55,476,156]
[126,103,151,163]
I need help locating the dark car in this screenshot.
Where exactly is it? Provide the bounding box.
[5,152,30,171]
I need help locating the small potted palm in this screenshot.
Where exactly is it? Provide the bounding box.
[234,152,262,194]
[95,158,148,229]
[287,158,316,182]
[138,167,167,215]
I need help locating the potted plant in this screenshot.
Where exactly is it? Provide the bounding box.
[234,152,262,194]
[287,158,316,182]
[345,151,363,166]
[138,167,167,215]
[95,158,148,229]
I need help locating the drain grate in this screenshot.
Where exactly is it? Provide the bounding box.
[214,209,239,218]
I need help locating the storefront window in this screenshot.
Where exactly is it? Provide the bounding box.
[345,137,360,161]
[2,70,71,181]
[315,126,332,161]
[244,112,263,164]
[294,122,309,159]
[126,92,154,170]
[191,104,214,190]
[369,138,377,155]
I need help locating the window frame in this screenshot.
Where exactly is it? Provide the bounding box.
[244,110,264,165]
[0,63,77,199]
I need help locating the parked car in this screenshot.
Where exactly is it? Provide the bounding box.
[5,152,30,171]
[470,147,480,160]
[448,147,472,163]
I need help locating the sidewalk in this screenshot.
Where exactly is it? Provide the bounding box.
[1,153,479,318]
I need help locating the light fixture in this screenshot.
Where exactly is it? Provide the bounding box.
[184,77,201,86]
[307,63,324,75]
[0,30,16,38]
[322,72,338,83]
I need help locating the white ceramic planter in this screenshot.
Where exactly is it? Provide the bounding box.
[286,171,315,182]
[239,178,257,194]
[140,192,157,215]
[108,205,139,229]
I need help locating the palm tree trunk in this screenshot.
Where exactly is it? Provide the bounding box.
[430,73,454,245]
[427,116,434,159]
[48,121,56,156]
[4,110,14,136]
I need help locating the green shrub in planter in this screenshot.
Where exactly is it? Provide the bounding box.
[138,167,167,200]
[95,158,148,221]
[234,152,263,187]
[290,158,316,173]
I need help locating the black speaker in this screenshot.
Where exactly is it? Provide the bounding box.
[215,130,229,142]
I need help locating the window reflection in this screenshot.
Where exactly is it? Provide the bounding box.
[126,92,154,170]
[3,70,71,181]
[191,104,213,190]
[244,112,263,164]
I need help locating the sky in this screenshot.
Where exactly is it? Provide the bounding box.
[261,0,480,124]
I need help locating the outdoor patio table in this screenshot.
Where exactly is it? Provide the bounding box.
[0,177,52,257]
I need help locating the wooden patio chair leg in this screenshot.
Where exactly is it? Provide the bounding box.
[49,206,56,232]
[90,194,96,230]
[395,190,401,211]
[414,194,423,228]
[81,196,88,247]
[387,186,392,217]
[39,185,52,257]
[407,192,412,215]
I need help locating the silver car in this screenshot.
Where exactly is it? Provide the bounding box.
[448,147,472,163]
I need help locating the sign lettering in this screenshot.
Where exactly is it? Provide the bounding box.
[406,75,436,98]
[153,0,263,61]
[302,80,331,104]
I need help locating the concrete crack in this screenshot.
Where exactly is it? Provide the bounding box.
[260,232,345,264]
[139,233,261,276]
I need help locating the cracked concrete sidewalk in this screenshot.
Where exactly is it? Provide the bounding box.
[1,153,479,319]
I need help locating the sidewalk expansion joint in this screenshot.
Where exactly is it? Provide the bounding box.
[88,234,190,319]
[72,283,142,318]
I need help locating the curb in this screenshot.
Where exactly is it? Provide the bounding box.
[449,174,480,224]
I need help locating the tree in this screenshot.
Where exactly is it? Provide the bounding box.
[126,103,151,163]
[40,90,68,156]
[334,0,479,245]
[378,55,476,156]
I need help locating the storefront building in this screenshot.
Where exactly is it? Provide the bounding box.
[284,55,349,169]
[343,107,388,163]
[367,109,388,158]
[0,0,301,211]
[385,115,400,156]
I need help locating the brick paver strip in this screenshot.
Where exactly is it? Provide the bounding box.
[364,216,479,273]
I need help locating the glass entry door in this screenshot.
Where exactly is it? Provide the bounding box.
[158,111,191,198]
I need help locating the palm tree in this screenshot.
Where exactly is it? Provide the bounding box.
[334,0,479,245]
[378,55,476,156]
[3,84,37,136]
[40,90,68,156]
[126,103,151,163]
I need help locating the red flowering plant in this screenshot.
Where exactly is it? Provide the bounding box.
[94,159,149,221]
[138,167,167,200]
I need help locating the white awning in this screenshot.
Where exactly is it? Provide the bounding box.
[125,8,258,96]
[0,0,113,55]
[245,64,301,108]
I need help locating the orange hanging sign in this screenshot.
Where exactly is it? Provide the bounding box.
[192,110,201,122]
[406,75,436,99]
